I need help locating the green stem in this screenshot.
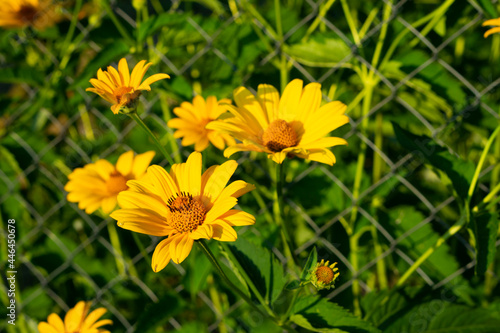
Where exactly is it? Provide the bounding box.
[302,0,337,42]
[397,215,466,286]
[283,288,301,322]
[349,234,361,316]
[274,162,297,274]
[196,240,269,317]
[59,0,83,59]
[107,222,126,276]
[370,225,387,289]
[274,0,288,92]
[129,112,175,166]
[339,0,360,45]
[467,125,500,205]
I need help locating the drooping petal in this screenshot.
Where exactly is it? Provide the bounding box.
[152,236,176,272]
[211,222,238,241]
[169,234,194,264]
[37,322,60,333]
[111,208,172,236]
[137,73,170,90]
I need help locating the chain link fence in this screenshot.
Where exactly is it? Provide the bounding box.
[1,0,499,331]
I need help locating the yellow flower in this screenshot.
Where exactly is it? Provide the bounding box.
[86,58,170,114]
[309,259,339,290]
[38,301,112,333]
[65,151,155,215]
[0,0,62,30]
[167,95,236,151]
[110,152,256,272]
[207,79,349,165]
[483,18,500,38]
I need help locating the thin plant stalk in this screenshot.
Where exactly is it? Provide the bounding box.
[107,222,126,276]
[274,162,297,274]
[129,112,175,166]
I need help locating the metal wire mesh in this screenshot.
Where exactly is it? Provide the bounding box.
[1,0,499,331]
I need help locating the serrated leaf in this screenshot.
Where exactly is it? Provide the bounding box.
[284,33,351,67]
[471,212,499,276]
[226,236,286,304]
[71,41,130,88]
[300,246,317,281]
[393,123,475,199]
[291,295,381,333]
[135,294,183,333]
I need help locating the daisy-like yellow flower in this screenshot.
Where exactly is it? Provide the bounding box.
[207,79,349,165]
[167,95,236,151]
[0,0,62,30]
[65,151,155,214]
[38,301,112,333]
[110,151,256,272]
[483,18,500,38]
[86,58,170,114]
[309,259,340,290]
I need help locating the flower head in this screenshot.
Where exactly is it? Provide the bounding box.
[65,151,155,214]
[110,152,256,272]
[0,0,62,30]
[207,79,349,165]
[86,58,170,114]
[309,259,339,290]
[167,95,236,151]
[483,18,500,38]
[38,301,112,333]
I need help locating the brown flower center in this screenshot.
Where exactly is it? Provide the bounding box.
[262,119,298,152]
[167,193,207,233]
[113,87,135,103]
[17,4,38,24]
[106,171,129,194]
[316,266,335,284]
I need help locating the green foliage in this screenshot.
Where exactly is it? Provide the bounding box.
[291,295,381,333]
[471,212,499,276]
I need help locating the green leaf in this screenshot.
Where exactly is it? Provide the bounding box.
[478,0,498,18]
[137,12,189,42]
[285,279,301,290]
[384,302,500,333]
[300,246,317,282]
[135,294,183,333]
[284,33,351,67]
[291,295,381,333]
[226,236,286,304]
[0,66,44,86]
[392,123,475,199]
[71,41,130,88]
[470,212,499,276]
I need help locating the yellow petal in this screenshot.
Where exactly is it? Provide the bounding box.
[189,224,213,240]
[111,208,173,236]
[129,60,147,87]
[482,18,500,26]
[137,73,170,90]
[152,237,176,272]
[146,165,178,203]
[298,137,348,149]
[169,234,194,264]
[211,222,238,241]
[185,152,202,196]
[232,87,268,132]
[223,143,265,159]
[131,151,155,178]
[116,190,170,216]
[218,210,256,226]
[101,196,117,214]
[484,26,500,38]
[118,58,130,86]
[37,322,60,333]
[89,319,113,330]
[257,84,280,123]
[217,180,255,201]
[116,151,134,176]
[80,308,107,330]
[205,197,238,224]
[296,82,322,126]
[47,314,65,332]
[278,79,303,121]
[64,301,89,332]
[202,160,237,204]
